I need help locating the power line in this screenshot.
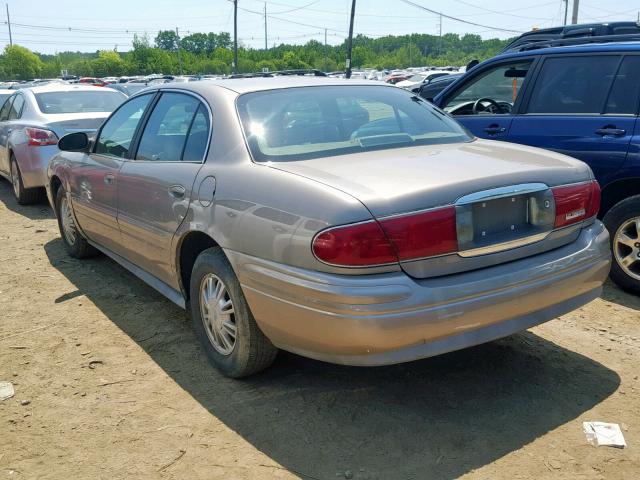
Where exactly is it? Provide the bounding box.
[449,0,555,21]
[399,0,525,34]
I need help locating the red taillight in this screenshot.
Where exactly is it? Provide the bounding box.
[312,206,458,266]
[379,206,458,260]
[312,220,397,266]
[552,180,601,228]
[26,127,58,147]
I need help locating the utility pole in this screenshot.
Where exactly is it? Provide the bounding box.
[263,2,267,51]
[324,28,328,71]
[345,0,356,79]
[571,0,579,25]
[233,0,238,74]
[6,3,12,46]
[563,0,569,26]
[176,27,183,75]
[437,14,442,58]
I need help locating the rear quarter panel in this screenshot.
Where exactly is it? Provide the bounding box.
[173,84,389,276]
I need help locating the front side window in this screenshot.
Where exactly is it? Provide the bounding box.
[0,95,14,121]
[0,94,11,113]
[444,61,533,115]
[135,92,207,162]
[526,56,621,114]
[8,95,24,120]
[237,85,470,162]
[95,93,153,158]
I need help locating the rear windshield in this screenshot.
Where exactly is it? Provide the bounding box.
[35,90,125,114]
[237,85,471,162]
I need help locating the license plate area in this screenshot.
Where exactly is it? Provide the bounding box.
[456,185,555,257]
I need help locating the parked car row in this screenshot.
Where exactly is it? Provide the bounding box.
[0,22,637,379]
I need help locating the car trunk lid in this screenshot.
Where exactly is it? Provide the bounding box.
[43,112,111,137]
[269,139,594,278]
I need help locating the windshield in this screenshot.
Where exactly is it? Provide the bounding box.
[237,85,471,162]
[35,90,125,114]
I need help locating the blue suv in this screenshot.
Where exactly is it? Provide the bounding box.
[434,33,640,294]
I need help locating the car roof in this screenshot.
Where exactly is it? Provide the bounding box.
[491,40,640,61]
[25,84,122,94]
[156,76,390,95]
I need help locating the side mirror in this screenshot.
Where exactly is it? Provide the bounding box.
[58,132,89,152]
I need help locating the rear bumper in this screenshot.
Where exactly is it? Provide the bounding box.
[226,221,611,366]
[15,144,59,189]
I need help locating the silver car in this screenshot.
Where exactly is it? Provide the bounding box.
[0,84,126,204]
[46,78,611,377]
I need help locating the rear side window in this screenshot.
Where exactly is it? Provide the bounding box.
[182,104,210,161]
[526,56,620,114]
[136,92,207,162]
[8,95,24,120]
[605,56,640,115]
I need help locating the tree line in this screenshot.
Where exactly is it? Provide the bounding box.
[0,30,511,80]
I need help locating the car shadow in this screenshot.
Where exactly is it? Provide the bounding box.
[44,237,620,480]
[0,178,54,220]
[600,279,640,311]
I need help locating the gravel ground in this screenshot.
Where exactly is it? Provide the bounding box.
[0,179,639,480]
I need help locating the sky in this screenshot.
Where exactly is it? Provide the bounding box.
[2,0,639,54]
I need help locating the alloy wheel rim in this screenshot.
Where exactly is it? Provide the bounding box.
[613,216,640,281]
[60,197,77,246]
[199,273,236,355]
[10,161,19,198]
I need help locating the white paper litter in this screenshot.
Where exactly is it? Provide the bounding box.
[583,422,627,448]
[0,381,15,401]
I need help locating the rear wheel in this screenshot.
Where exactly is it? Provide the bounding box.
[603,195,640,295]
[10,156,41,205]
[190,247,277,378]
[55,185,97,259]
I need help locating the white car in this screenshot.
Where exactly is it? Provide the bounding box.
[396,71,452,90]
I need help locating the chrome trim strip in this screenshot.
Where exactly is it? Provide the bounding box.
[457,231,550,258]
[455,183,549,205]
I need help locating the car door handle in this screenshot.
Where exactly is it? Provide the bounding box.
[168,185,186,199]
[595,127,626,137]
[104,173,115,185]
[484,125,506,135]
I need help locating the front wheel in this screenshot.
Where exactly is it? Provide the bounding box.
[190,247,277,378]
[603,195,640,295]
[55,186,97,259]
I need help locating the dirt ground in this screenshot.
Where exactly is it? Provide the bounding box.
[0,179,639,480]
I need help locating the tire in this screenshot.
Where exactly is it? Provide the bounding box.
[190,247,277,378]
[55,185,97,259]
[10,155,42,205]
[603,195,640,295]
